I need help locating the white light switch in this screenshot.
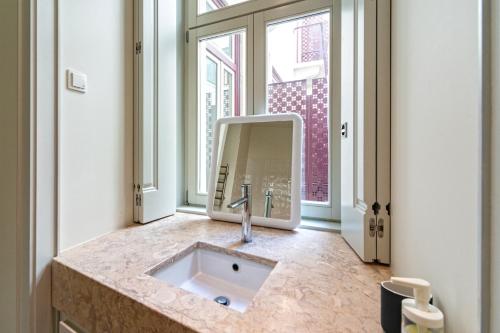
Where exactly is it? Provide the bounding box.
[67,69,87,93]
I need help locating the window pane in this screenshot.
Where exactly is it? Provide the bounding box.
[198,0,250,15]
[198,30,246,194]
[266,11,330,203]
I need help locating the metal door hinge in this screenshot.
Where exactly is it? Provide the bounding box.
[135,193,142,207]
[369,218,385,238]
[369,218,377,237]
[377,219,384,238]
[135,41,142,54]
[185,31,190,43]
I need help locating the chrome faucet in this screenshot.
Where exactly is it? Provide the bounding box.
[228,184,252,243]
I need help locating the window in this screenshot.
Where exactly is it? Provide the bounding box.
[266,11,331,204]
[187,16,252,206]
[186,0,339,219]
[198,31,246,194]
[199,0,251,15]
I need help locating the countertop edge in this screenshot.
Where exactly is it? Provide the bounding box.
[52,260,198,333]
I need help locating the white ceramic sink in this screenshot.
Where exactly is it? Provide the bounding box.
[147,242,276,312]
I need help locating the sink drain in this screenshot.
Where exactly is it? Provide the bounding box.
[214,296,231,306]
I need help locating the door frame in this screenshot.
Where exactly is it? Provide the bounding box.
[376,0,391,264]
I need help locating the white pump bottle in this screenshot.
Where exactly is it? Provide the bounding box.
[391,277,444,333]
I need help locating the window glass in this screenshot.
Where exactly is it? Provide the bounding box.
[266,11,330,203]
[198,30,246,194]
[199,0,251,15]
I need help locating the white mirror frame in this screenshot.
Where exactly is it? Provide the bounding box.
[207,114,303,230]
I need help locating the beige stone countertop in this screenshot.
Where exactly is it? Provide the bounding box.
[53,213,390,333]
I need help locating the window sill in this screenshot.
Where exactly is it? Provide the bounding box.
[176,205,207,216]
[176,206,341,233]
[299,219,340,233]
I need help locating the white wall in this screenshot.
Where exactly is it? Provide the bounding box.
[0,1,20,331]
[391,1,481,332]
[59,0,134,250]
[492,0,499,331]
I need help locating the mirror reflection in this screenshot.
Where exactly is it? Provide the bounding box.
[212,121,293,220]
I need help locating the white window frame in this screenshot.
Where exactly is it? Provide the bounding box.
[186,16,254,205]
[185,0,340,220]
[187,0,307,29]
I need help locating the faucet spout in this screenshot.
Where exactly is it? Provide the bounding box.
[227,184,252,243]
[227,196,248,209]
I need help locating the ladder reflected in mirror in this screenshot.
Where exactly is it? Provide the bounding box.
[214,164,229,207]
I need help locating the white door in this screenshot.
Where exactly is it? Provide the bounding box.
[341,0,390,264]
[134,0,177,223]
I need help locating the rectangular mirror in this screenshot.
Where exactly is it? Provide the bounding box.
[207,114,302,230]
